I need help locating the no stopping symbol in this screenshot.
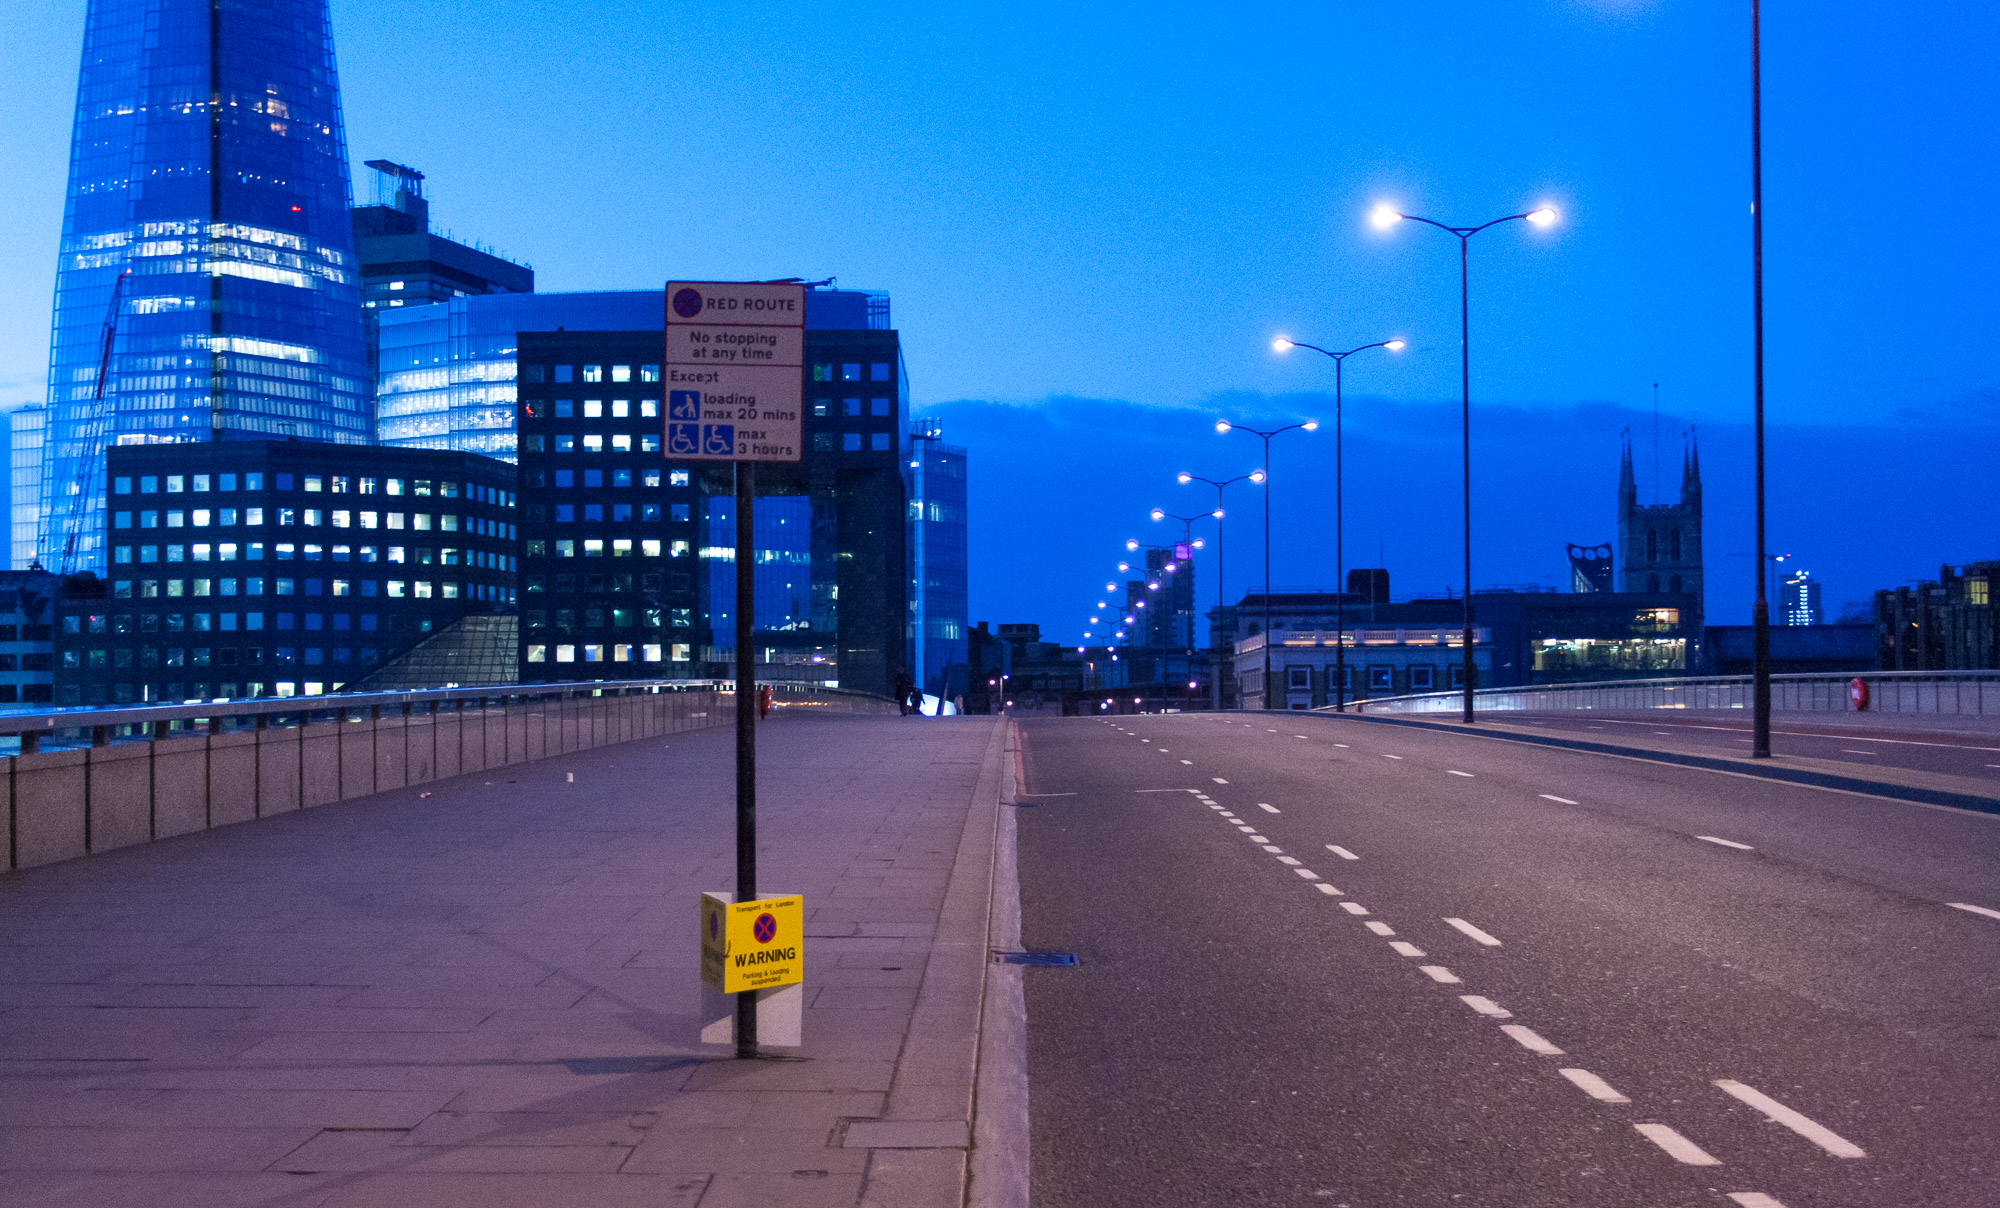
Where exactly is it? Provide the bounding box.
[753,913,777,944]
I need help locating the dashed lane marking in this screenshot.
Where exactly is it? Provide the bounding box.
[1696,835,1755,851]
[1381,754,1404,760]
[1559,1068,1631,1104]
[1840,749,1876,756]
[1500,1025,1563,1056]
[1419,965,1461,984]
[1713,1080,1865,1158]
[1726,1195,1791,1208]
[1333,743,1349,748]
[1326,845,1359,860]
[1180,759,1194,764]
[1276,856,1302,866]
[1258,803,1280,813]
[1633,1123,1721,1166]
[1365,921,1395,936]
[1949,902,2000,921]
[1293,868,1319,880]
[1248,835,1268,843]
[1314,883,1344,896]
[1539,794,1579,805]
[1444,918,1502,947]
[1212,778,1229,784]
[1339,901,1368,915]
[1295,735,1309,739]
[1388,941,1425,958]
[1447,770,1475,777]
[1266,728,1278,733]
[1459,995,1511,1018]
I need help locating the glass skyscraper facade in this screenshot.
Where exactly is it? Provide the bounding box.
[41,0,369,574]
[907,429,968,701]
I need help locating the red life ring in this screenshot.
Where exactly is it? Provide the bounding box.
[1848,677,1869,711]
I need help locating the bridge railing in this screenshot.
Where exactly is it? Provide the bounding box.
[1338,670,2000,718]
[1,679,895,873]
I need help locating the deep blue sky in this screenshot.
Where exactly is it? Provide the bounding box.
[2,1,1993,638]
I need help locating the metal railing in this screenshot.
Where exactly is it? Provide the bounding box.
[1339,670,2000,717]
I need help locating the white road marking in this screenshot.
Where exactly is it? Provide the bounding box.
[1180,759,1193,765]
[1339,901,1368,914]
[1333,743,1349,748]
[1499,1025,1563,1056]
[1633,1122,1721,1166]
[1696,835,1755,851]
[1236,825,1257,832]
[1444,918,1502,947]
[1293,868,1319,880]
[1726,1194,1790,1208]
[1314,883,1344,896]
[1365,921,1395,936]
[1419,965,1461,984]
[1295,735,1309,739]
[1276,855,1302,866]
[1258,803,1280,813]
[1326,845,1359,860]
[1266,728,1278,733]
[1458,995,1511,1018]
[1447,770,1475,778]
[1381,754,1404,760]
[1388,941,1426,958]
[1840,749,1876,756]
[1949,902,2000,921]
[1713,1080,1865,1158]
[1539,794,1578,805]
[1248,835,1268,843]
[1213,778,1229,784]
[1558,1068,1630,1104]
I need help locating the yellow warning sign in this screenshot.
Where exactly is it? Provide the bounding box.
[700,892,804,993]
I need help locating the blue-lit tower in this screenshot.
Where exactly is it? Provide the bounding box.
[40,0,369,572]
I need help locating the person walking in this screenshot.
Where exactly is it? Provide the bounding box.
[893,668,915,716]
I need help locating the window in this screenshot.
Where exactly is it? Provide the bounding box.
[871,433,891,451]
[640,399,658,417]
[1369,666,1393,690]
[583,365,603,382]
[554,365,573,383]
[141,476,158,493]
[812,363,832,382]
[871,398,890,416]
[167,475,184,493]
[670,470,690,487]
[872,363,891,381]
[814,434,833,451]
[583,400,603,418]
[611,400,629,418]
[843,434,862,451]
[1410,666,1435,690]
[841,364,861,381]
[304,476,322,492]
[554,400,574,418]
[844,398,861,416]
[1287,666,1311,690]
[115,477,132,494]
[1646,528,1657,562]
[612,365,631,382]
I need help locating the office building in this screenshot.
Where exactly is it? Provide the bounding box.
[10,406,48,570]
[1779,569,1822,626]
[1876,560,2000,671]
[376,292,660,459]
[42,0,371,574]
[53,441,516,705]
[512,287,908,697]
[908,425,968,701]
[0,570,61,704]
[352,162,533,312]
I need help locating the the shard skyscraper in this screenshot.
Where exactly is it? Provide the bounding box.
[39,0,369,572]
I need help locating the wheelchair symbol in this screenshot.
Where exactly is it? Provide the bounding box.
[703,424,735,456]
[667,423,699,455]
[668,390,700,421]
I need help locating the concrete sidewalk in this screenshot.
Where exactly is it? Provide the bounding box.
[0,712,1019,1207]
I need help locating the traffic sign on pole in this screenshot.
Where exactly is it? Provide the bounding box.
[664,281,806,463]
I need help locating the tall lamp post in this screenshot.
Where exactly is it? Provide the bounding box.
[1177,469,1263,711]
[1125,540,1182,712]
[1749,0,1772,757]
[1272,337,1404,711]
[1151,508,1215,710]
[1372,202,1557,723]
[1215,418,1317,710]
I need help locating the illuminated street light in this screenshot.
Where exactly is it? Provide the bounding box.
[1214,417,1318,707]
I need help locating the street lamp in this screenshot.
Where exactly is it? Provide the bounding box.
[1214,419,1316,709]
[1273,336,1405,711]
[1179,470,1263,710]
[1152,508,1215,711]
[1127,540,1185,712]
[1372,201,1558,723]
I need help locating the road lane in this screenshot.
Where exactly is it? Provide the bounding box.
[1019,713,2000,1206]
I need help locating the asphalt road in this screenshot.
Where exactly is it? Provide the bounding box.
[1013,711,2000,1207]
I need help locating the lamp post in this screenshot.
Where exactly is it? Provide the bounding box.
[1272,337,1405,711]
[1371,201,1558,723]
[1126,539,1182,712]
[1749,0,1772,757]
[1151,508,1214,710]
[1178,471,1263,710]
[1214,418,1318,710]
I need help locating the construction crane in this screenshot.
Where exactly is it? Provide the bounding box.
[54,269,128,575]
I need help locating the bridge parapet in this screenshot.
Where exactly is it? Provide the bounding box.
[1343,670,2000,718]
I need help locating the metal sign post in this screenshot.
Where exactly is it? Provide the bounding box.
[666,280,806,1058]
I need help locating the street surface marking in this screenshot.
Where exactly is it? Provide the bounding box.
[1295,735,1309,739]
[1500,1025,1563,1056]
[1258,802,1280,813]
[1539,794,1578,805]
[1447,770,1475,777]
[1339,901,1368,915]
[1633,1123,1720,1166]
[1266,728,1278,733]
[1949,902,2000,921]
[1365,921,1395,936]
[1135,789,1201,793]
[1381,754,1404,760]
[1293,868,1319,880]
[1314,883,1344,896]
[1326,845,1359,860]
[1419,965,1461,984]
[1276,856,1302,866]
[1333,743,1349,748]
[1559,1068,1630,1103]
[1459,995,1511,1018]
[1444,918,1502,947]
[1696,835,1755,851]
[1236,825,1257,832]
[1180,759,1193,764]
[1726,1195,1790,1208]
[1388,941,1425,958]
[1212,778,1229,784]
[1840,749,1876,756]
[1713,1080,1865,1158]
[1248,835,1268,843]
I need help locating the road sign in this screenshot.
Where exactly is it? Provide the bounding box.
[700,891,805,993]
[664,281,805,462]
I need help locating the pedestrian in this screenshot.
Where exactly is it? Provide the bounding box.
[757,683,772,720]
[893,668,915,716]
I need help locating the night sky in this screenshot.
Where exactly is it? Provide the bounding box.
[1,1,1993,641]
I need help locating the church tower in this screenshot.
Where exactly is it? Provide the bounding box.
[1617,429,1704,614]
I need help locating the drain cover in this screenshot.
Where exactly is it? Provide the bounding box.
[993,951,1079,967]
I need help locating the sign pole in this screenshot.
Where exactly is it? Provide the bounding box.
[734,460,757,1058]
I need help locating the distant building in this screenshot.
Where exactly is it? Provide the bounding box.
[0,569,60,704]
[1779,569,1823,626]
[1876,561,2000,670]
[963,621,1124,714]
[54,441,517,705]
[1702,624,1872,675]
[908,426,969,702]
[8,406,45,570]
[351,162,534,312]
[1237,621,1492,711]
[1617,431,1703,625]
[1567,542,1613,592]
